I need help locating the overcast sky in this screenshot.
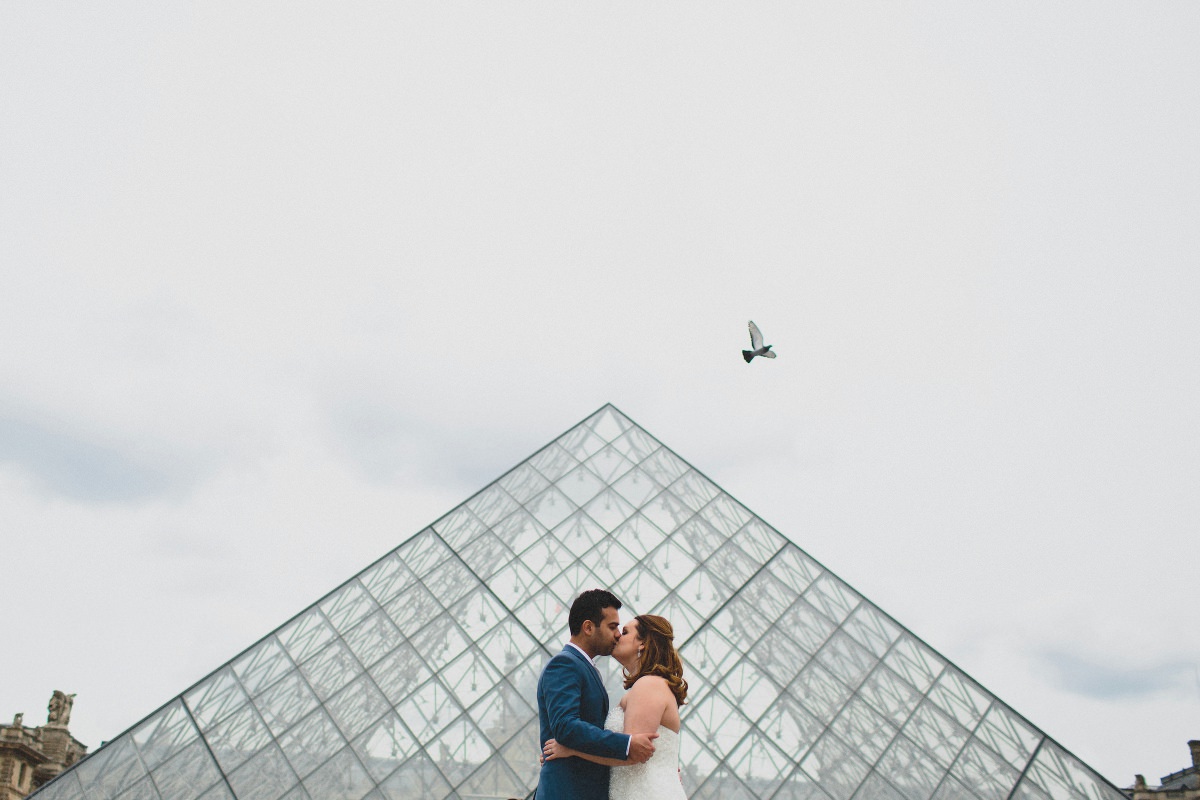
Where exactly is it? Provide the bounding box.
[2,1,1198,788]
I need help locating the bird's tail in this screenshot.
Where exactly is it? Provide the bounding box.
[742,350,754,363]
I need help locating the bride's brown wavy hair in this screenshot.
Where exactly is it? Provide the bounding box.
[623,614,688,706]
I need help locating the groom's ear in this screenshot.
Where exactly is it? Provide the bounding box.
[578,619,594,636]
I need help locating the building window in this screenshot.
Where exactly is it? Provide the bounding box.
[19,762,29,788]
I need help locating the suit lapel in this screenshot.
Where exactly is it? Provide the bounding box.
[565,646,608,706]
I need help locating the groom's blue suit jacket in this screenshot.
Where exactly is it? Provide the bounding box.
[535,645,631,800]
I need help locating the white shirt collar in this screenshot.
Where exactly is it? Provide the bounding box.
[566,642,601,674]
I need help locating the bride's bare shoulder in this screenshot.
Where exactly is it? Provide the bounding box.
[627,675,671,696]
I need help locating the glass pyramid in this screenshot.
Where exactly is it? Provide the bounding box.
[32,405,1126,800]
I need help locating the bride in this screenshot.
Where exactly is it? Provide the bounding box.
[542,614,689,799]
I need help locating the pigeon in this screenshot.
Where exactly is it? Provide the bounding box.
[743,320,776,363]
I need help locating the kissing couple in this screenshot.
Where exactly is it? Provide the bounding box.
[535,588,689,800]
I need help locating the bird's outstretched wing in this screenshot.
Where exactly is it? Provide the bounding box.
[760,350,777,358]
[748,320,764,349]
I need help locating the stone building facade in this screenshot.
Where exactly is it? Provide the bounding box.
[1129,740,1200,800]
[0,692,87,799]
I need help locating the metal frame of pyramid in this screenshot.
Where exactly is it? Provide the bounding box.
[31,405,1126,800]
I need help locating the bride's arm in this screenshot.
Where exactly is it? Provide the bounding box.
[542,739,627,767]
[622,676,671,738]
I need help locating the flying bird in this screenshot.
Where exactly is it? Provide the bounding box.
[742,320,776,363]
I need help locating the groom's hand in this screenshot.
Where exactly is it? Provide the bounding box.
[627,733,658,764]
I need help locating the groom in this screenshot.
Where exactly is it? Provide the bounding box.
[535,589,657,800]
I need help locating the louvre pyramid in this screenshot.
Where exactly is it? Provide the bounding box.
[34,405,1126,800]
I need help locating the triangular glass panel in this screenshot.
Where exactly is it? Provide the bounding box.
[145,738,225,800]
[130,700,200,772]
[583,444,636,483]
[609,424,660,462]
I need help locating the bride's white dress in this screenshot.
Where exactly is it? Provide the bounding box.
[605,705,688,800]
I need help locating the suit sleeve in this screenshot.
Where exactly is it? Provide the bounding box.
[541,657,631,760]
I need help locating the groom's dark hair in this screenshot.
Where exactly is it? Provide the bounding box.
[569,589,622,635]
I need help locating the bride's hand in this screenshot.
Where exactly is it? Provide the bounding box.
[542,738,574,761]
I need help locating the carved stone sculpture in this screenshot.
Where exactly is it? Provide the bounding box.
[47,691,75,726]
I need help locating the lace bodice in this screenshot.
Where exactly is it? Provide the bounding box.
[605,705,688,799]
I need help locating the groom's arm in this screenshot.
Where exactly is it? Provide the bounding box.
[541,658,630,760]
